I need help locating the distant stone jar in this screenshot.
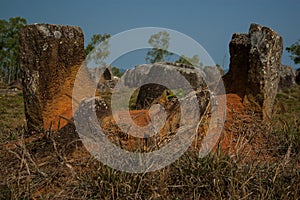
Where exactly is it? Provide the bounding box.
[278,65,296,90]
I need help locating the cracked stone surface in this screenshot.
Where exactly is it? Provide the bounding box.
[224,23,283,120]
[20,24,85,132]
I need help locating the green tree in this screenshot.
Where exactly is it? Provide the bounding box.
[85,33,111,65]
[0,17,27,84]
[175,54,203,67]
[111,66,123,77]
[286,39,300,64]
[145,31,173,64]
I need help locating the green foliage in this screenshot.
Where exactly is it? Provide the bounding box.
[145,31,204,67]
[111,66,123,77]
[85,33,111,65]
[0,17,27,84]
[84,33,110,56]
[175,54,203,67]
[145,31,173,63]
[165,89,184,100]
[286,39,300,64]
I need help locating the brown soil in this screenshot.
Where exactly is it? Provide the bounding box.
[3,93,273,158]
[220,94,273,162]
[0,93,276,198]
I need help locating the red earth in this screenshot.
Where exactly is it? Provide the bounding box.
[5,93,271,162]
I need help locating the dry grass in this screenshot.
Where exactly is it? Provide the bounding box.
[0,86,300,199]
[0,92,25,143]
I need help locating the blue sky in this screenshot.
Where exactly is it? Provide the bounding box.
[1,0,300,69]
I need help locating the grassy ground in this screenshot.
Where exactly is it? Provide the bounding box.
[0,86,299,199]
[0,92,25,143]
[271,86,300,159]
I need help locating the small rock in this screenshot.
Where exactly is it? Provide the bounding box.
[278,65,296,90]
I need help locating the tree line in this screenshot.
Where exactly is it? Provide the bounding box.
[1,16,300,86]
[0,17,27,85]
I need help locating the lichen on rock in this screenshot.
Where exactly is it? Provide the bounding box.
[20,24,85,132]
[223,23,283,120]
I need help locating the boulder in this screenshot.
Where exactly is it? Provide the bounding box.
[74,77,211,152]
[223,23,283,120]
[88,66,118,92]
[278,65,296,90]
[124,62,207,109]
[154,88,210,148]
[74,96,111,128]
[19,24,85,132]
[89,66,113,83]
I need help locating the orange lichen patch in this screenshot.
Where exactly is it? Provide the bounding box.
[43,65,97,131]
[20,24,85,132]
[46,100,74,130]
[42,68,77,130]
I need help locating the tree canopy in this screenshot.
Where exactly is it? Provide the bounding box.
[85,33,111,66]
[145,31,173,64]
[85,34,126,78]
[286,39,300,64]
[0,16,27,84]
[111,66,123,77]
